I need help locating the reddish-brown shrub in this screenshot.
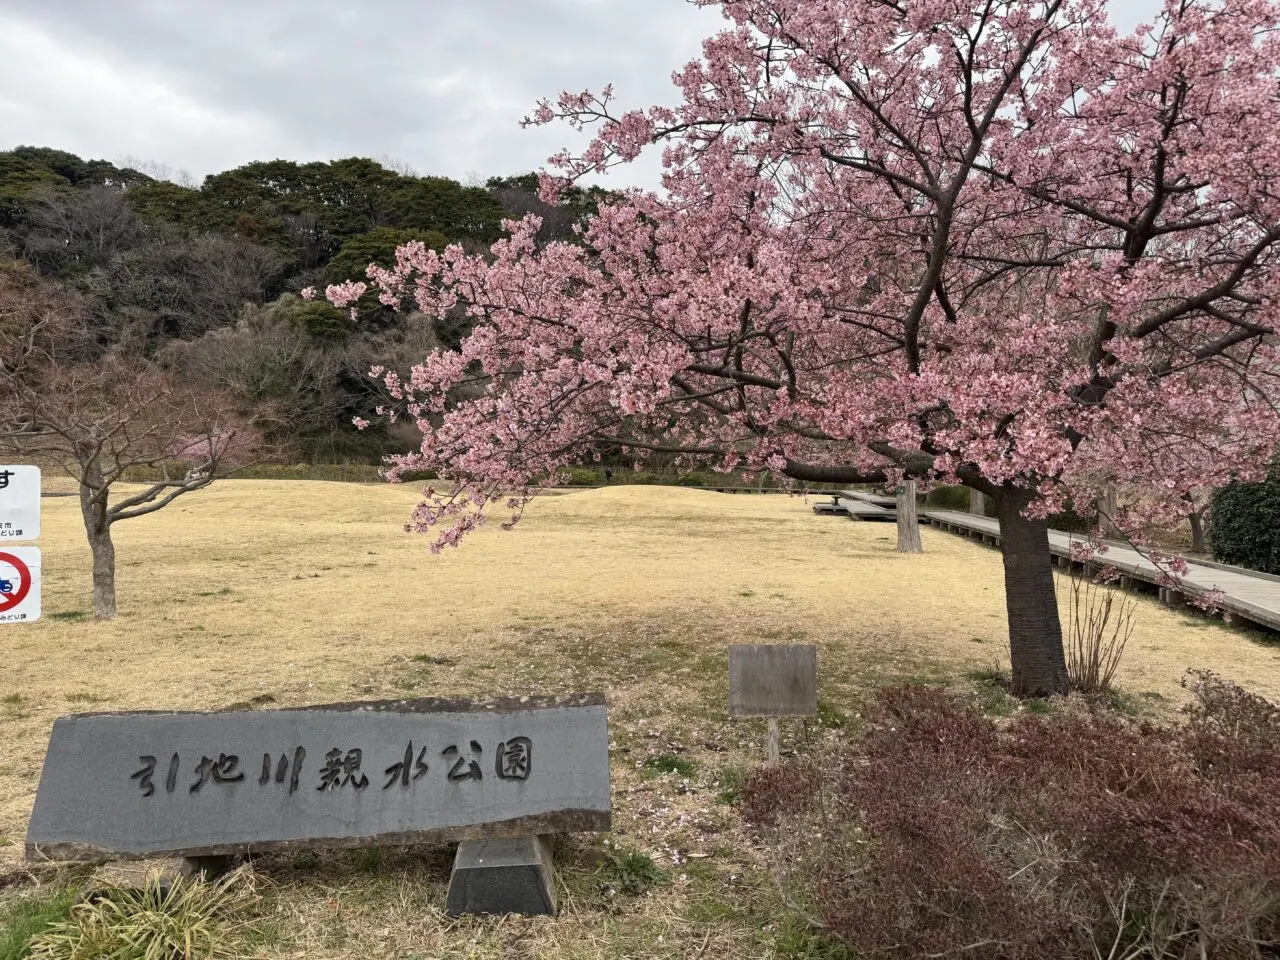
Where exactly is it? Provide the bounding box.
[739,758,822,829]
[741,678,1280,959]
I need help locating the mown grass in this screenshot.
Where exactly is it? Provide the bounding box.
[0,888,78,960]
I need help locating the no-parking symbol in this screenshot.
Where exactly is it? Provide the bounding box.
[0,547,40,622]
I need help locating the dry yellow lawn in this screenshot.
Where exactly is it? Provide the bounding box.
[1,480,1277,958]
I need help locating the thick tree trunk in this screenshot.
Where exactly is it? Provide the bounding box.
[1096,482,1119,539]
[87,525,117,621]
[78,457,118,621]
[995,489,1068,696]
[1189,508,1207,555]
[896,480,922,553]
[969,487,986,516]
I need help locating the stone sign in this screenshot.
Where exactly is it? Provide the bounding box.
[0,466,40,541]
[27,695,610,862]
[728,644,817,717]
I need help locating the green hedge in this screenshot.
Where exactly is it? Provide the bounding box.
[1047,504,1091,534]
[925,484,972,511]
[558,467,761,487]
[1211,460,1280,575]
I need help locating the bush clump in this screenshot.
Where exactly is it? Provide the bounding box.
[741,675,1280,960]
[555,466,779,488]
[28,868,262,960]
[924,483,973,511]
[562,466,601,486]
[1211,458,1280,575]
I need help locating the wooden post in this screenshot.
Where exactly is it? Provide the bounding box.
[765,719,780,767]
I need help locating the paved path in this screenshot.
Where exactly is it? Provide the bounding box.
[923,508,1280,633]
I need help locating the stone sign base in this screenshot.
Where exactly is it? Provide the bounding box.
[445,835,558,917]
[92,857,197,898]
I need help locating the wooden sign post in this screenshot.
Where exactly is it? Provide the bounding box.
[728,644,817,765]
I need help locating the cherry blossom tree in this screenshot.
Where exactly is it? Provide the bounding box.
[341,0,1280,695]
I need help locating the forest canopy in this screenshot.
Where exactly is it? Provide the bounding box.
[0,146,615,460]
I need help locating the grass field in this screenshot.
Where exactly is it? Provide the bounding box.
[1,481,1277,958]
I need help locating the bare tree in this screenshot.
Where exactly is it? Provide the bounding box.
[162,304,345,442]
[81,230,283,351]
[115,154,197,189]
[280,212,328,271]
[487,183,582,248]
[376,154,419,178]
[18,186,143,276]
[0,263,262,619]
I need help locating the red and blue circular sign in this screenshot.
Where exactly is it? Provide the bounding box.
[0,551,33,613]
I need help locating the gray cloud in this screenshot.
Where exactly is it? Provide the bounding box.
[0,0,1161,190]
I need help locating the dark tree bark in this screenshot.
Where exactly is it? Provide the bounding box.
[77,451,117,620]
[1096,482,1119,539]
[995,488,1069,696]
[87,526,117,621]
[1189,507,1208,555]
[897,480,922,553]
[969,486,986,516]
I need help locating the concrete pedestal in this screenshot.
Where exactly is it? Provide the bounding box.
[445,835,558,917]
[183,854,236,879]
[90,857,197,901]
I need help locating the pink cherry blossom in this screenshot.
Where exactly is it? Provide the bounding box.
[338,0,1280,695]
[325,281,367,308]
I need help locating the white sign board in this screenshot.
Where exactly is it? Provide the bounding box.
[0,466,40,541]
[0,546,40,623]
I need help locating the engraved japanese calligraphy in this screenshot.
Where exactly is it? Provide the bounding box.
[28,695,609,861]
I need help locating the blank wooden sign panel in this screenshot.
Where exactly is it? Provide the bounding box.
[728,644,817,717]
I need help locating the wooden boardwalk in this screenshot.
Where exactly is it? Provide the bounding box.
[923,508,1280,634]
[813,490,895,520]
[842,490,896,509]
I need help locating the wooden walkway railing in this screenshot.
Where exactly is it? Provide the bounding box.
[923,508,1280,634]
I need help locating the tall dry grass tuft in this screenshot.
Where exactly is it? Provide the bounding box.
[27,866,262,960]
[1063,571,1136,695]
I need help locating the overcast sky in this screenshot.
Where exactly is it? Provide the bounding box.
[2,0,1161,191]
